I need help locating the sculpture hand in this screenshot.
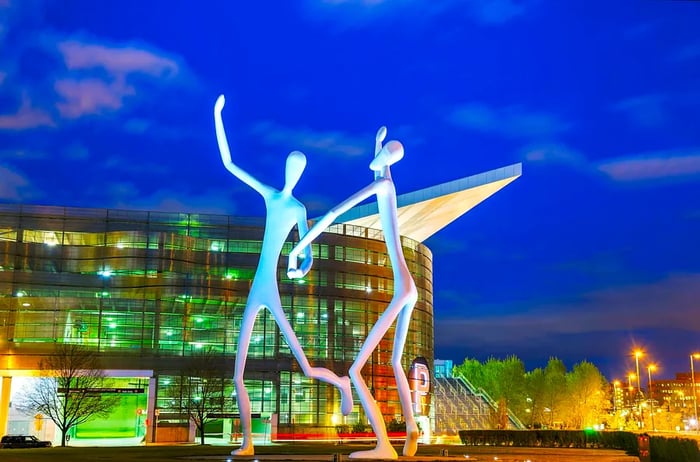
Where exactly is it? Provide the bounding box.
[287,252,312,279]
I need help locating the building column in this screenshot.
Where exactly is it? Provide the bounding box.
[0,376,12,436]
[145,376,157,443]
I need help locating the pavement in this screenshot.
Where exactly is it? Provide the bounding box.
[184,447,639,462]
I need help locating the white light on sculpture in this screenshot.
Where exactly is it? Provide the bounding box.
[288,126,419,459]
[214,95,353,457]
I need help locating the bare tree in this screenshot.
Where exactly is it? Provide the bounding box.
[15,343,119,446]
[173,348,231,445]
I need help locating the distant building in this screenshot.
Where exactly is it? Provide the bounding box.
[654,373,699,414]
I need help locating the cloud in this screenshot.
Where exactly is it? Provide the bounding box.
[109,185,237,216]
[435,273,700,350]
[464,0,527,25]
[523,143,587,166]
[303,0,531,26]
[0,96,54,130]
[597,150,700,182]
[448,103,569,139]
[54,78,135,118]
[46,39,187,119]
[524,142,700,184]
[0,148,47,160]
[58,40,179,78]
[250,120,368,157]
[673,42,700,62]
[611,94,666,128]
[0,164,30,200]
[62,143,89,160]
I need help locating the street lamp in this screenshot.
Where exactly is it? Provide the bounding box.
[691,353,700,431]
[648,364,657,431]
[634,350,644,429]
[634,350,644,395]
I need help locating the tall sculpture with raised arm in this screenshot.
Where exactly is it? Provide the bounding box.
[288,127,419,460]
[214,95,353,456]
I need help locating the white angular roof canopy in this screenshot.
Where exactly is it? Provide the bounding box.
[336,163,522,243]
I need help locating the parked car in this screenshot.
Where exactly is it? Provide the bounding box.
[0,435,52,448]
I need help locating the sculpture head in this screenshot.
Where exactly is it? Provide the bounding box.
[370,140,404,172]
[283,150,307,193]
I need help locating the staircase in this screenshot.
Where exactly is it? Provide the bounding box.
[432,374,525,434]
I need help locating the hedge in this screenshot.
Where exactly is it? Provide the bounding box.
[458,430,700,461]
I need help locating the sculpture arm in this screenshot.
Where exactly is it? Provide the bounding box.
[288,181,385,278]
[290,208,314,279]
[214,95,270,196]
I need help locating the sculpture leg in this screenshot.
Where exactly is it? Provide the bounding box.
[231,305,261,456]
[269,304,353,415]
[347,298,407,460]
[392,297,419,456]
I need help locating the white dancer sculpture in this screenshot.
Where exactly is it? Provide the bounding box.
[288,127,419,460]
[214,95,353,456]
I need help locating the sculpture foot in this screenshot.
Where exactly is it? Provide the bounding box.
[231,444,254,457]
[402,425,419,456]
[339,375,354,415]
[349,445,398,460]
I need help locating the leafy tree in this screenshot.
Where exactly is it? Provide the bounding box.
[15,343,119,446]
[525,367,546,427]
[454,356,526,428]
[173,348,232,445]
[453,358,486,389]
[542,357,567,427]
[497,356,527,419]
[564,360,608,429]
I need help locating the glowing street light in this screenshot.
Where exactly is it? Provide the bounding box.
[634,350,644,395]
[628,372,636,391]
[691,353,700,431]
[647,364,657,431]
[633,350,644,429]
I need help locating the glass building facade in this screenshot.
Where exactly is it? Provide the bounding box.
[0,204,434,440]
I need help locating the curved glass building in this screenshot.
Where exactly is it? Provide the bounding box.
[0,163,520,444]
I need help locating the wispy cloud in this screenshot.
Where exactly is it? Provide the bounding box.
[62,143,89,160]
[58,40,179,77]
[54,78,135,118]
[435,273,700,350]
[304,0,532,26]
[109,184,236,216]
[673,41,700,62]
[0,164,30,200]
[523,143,586,166]
[250,120,368,157]
[525,142,700,184]
[0,96,54,130]
[448,103,569,139]
[464,0,527,25]
[48,39,185,119]
[0,148,47,160]
[611,94,666,128]
[597,150,700,182]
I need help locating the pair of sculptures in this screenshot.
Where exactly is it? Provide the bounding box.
[214,95,418,459]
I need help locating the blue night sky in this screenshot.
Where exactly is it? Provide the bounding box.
[1,1,699,381]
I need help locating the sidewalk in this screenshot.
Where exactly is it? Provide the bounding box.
[186,447,639,462]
